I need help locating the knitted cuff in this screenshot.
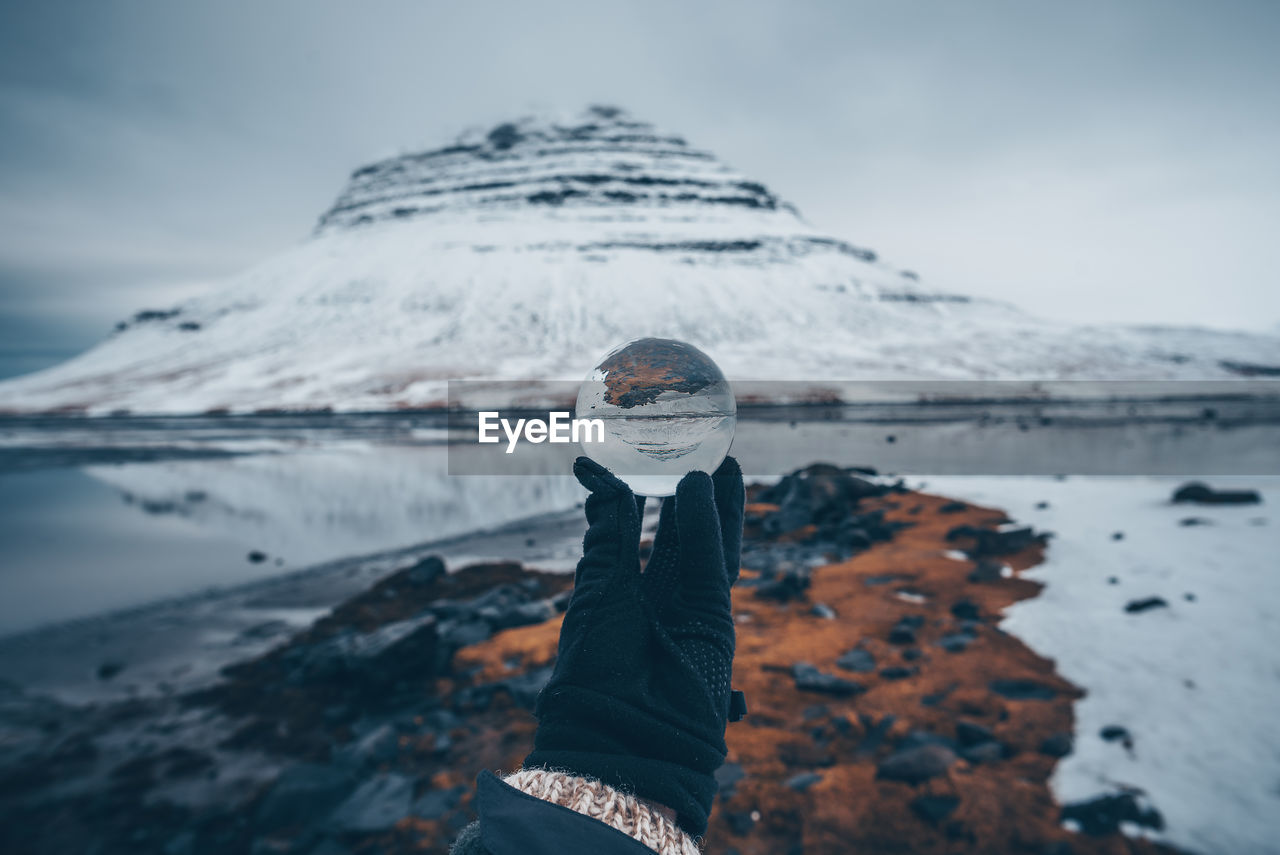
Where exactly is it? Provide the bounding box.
[503,768,701,855]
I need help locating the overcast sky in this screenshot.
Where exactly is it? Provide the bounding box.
[1,0,1278,378]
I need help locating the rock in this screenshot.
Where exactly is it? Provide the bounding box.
[1171,482,1261,505]
[757,464,888,535]
[1034,501,1050,510]
[412,784,467,819]
[491,664,554,708]
[1179,516,1212,527]
[714,762,746,799]
[810,603,837,620]
[439,619,492,647]
[960,741,1004,764]
[1060,792,1164,836]
[879,667,915,680]
[288,614,439,687]
[792,663,864,697]
[1107,576,1119,585]
[1184,592,1197,602]
[1111,531,1124,541]
[835,648,876,673]
[947,524,1049,557]
[784,772,822,792]
[1039,732,1073,757]
[950,599,981,620]
[1124,597,1168,614]
[888,618,919,645]
[876,744,957,784]
[938,501,967,514]
[901,647,922,661]
[256,763,356,831]
[1099,725,1133,750]
[955,720,993,748]
[247,550,267,563]
[911,794,959,825]
[936,632,975,653]
[752,571,810,602]
[967,560,1004,583]
[478,599,555,631]
[724,810,756,835]
[328,772,414,832]
[332,723,399,769]
[406,555,446,585]
[990,679,1057,701]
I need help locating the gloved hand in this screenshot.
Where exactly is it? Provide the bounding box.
[525,455,746,838]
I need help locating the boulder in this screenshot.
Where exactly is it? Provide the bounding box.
[1171,482,1261,505]
[876,744,957,785]
[328,773,414,832]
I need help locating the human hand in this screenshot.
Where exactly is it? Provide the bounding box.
[525,455,745,837]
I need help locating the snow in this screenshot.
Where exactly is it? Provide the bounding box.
[0,106,1277,415]
[925,475,1280,855]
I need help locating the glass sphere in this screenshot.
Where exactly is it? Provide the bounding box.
[575,337,737,497]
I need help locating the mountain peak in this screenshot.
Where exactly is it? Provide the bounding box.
[314,104,799,235]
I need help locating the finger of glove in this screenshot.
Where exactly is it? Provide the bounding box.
[674,469,730,608]
[640,496,681,614]
[711,456,746,586]
[573,456,642,594]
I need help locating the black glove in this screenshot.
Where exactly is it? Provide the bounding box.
[525,455,745,837]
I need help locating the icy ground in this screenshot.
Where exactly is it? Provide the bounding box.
[925,475,1280,855]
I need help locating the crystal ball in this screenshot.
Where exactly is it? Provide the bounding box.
[575,337,737,497]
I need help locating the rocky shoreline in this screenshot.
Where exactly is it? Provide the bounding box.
[0,466,1185,854]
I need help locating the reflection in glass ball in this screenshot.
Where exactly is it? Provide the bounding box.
[575,338,737,497]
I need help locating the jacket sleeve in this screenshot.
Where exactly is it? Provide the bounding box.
[449,769,700,855]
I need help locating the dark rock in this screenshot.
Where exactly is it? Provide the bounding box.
[911,794,959,825]
[412,785,467,819]
[938,501,967,514]
[876,744,957,784]
[256,763,356,831]
[1172,482,1261,505]
[784,772,822,792]
[1107,576,1119,585]
[288,614,439,687]
[1184,592,1196,602]
[835,648,876,673]
[1099,725,1134,751]
[1111,531,1124,541]
[936,631,976,653]
[960,741,1004,764]
[896,730,957,752]
[955,720,994,748]
[328,772,413,832]
[714,762,746,799]
[879,667,915,680]
[1179,516,1212,527]
[967,560,1004,583]
[888,618,919,645]
[990,679,1057,701]
[478,599,555,631]
[724,810,756,835]
[792,663,864,697]
[247,551,267,563]
[950,599,981,620]
[1039,732,1073,757]
[1035,501,1050,510]
[947,524,1049,557]
[810,602,836,620]
[901,647,922,662]
[1124,597,1168,614]
[802,704,830,720]
[332,723,399,769]
[1060,792,1164,836]
[752,571,810,602]
[406,555,446,585]
[757,464,888,536]
[439,619,492,647]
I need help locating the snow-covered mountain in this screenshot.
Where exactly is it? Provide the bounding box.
[2,105,1277,415]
